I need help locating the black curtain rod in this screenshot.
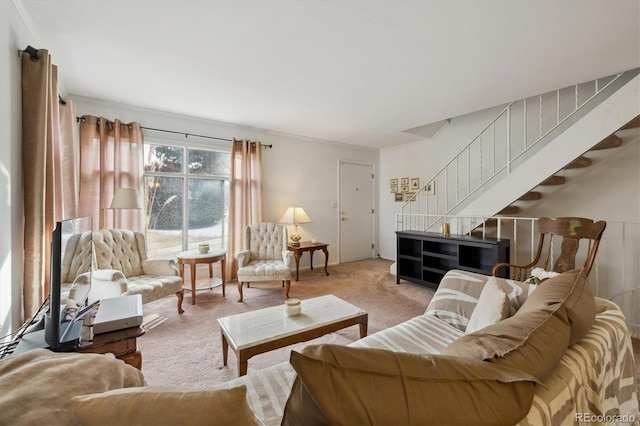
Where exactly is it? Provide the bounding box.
[74,117,271,148]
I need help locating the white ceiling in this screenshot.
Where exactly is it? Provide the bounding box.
[20,0,640,149]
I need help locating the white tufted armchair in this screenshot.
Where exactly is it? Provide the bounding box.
[236,223,294,302]
[62,229,184,314]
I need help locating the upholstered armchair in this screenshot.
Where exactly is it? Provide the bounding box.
[62,229,184,314]
[236,223,294,302]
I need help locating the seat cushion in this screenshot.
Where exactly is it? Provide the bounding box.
[125,275,183,304]
[237,260,291,281]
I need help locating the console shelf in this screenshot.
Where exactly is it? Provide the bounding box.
[396,231,510,289]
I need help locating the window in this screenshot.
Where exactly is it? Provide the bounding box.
[144,143,230,258]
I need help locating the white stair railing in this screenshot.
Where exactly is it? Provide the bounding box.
[399,69,639,233]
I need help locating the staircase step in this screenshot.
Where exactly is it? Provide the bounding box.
[591,135,623,150]
[621,115,640,130]
[540,175,566,186]
[563,156,592,169]
[498,205,520,215]
[518,191,542,201]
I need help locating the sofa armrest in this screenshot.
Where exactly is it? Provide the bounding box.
[237,250,250,267]
[141,258,179,276]
[282,249,294,268]
[87,269,128,304]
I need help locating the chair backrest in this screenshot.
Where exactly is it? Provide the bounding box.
[61,230,93,284]
[243,223,288,261]
[92,229,147,278]
[535,217,606,276]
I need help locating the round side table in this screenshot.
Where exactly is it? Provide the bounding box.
[176,248,227,305]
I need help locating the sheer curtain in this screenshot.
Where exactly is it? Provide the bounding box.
[21,49,78,317]
[77,116,145,232]
[227,139,265,281]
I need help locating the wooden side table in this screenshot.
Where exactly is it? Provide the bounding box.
[287,242,329,281]
[177,249,227,304]
[79,326,145,370]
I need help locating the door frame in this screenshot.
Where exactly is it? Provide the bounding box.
[337,159,377,263]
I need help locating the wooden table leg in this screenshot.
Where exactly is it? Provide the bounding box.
[238,351,248,376]
[310,250,314,270]
[190,263,197,305]
[221,332,228,366]
[359,314,368,337]
[322,247,329,276]
[221,258,226,297]
[293,252,302,281]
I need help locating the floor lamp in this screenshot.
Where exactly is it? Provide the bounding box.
[100,188,143,229]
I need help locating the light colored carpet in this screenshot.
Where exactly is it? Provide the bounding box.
[137,258,432,387]
[138,258,640,404]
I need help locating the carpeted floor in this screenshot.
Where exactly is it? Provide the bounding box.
[138,258,640,402]
[138,258,431,387]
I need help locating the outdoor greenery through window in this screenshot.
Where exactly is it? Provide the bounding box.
[144,143,230,258]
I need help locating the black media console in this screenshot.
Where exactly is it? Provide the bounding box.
[396,231,510,289]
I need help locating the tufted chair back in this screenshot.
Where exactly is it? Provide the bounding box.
[243,223,288,262]
[92,229,148,278]
[61,230,94,284]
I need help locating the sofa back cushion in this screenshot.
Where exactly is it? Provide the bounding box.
[92,229,146,278]
[425,270,533,331]
[516,268,595,346]
[442,306,571,382]
[282,344,537,426]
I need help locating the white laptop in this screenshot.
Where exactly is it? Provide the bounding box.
[93,294,143,334]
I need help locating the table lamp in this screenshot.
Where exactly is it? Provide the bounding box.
[100,188,143,228]
[279,207,312,246]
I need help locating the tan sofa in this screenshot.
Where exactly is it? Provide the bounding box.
[2,269,638,425]
[62,229,184,314]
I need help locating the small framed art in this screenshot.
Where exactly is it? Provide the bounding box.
[394,193,403,202]
[400,185,409,193]
[400,177,409,186]
[410,178,419,190]
[426,181,435,195]
[390,186,398,193]
[403,192,416,202]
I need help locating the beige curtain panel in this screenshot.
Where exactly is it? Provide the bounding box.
[227,139,265,281]
[77,116,145,233]
[21,49,78,318]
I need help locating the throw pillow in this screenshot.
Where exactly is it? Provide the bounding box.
[424,269,489,331]
[516,269,595,346]
[282,344,537,426]
[442,305,571,382]
[72,384,263,426]
[466,276,511,333]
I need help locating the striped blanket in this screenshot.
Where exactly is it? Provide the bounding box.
[217,270,639,425]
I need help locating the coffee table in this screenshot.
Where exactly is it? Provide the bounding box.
[217,294,368,376]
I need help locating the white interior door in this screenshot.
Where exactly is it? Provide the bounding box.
[339,161,375,262]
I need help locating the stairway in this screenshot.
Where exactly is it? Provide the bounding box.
[398,69,640,236]
[472,115,639,236]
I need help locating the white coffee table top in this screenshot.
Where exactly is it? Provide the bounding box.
[217,294,366,351]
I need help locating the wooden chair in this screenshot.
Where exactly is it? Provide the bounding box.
[491,217,606,281]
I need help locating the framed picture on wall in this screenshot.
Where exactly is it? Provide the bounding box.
[426,181,436,195]
[390,186,398,193]
[411,178,419,189]
[403,192,416,202]
[394,193,403,202]
[401,177,409,185]
[390,178,398,186]
[400,185,409,193]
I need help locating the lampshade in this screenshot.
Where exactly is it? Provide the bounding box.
[279,207,312,225]
[109,188,143,209]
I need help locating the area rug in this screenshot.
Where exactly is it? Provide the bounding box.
[137,258,432,387]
